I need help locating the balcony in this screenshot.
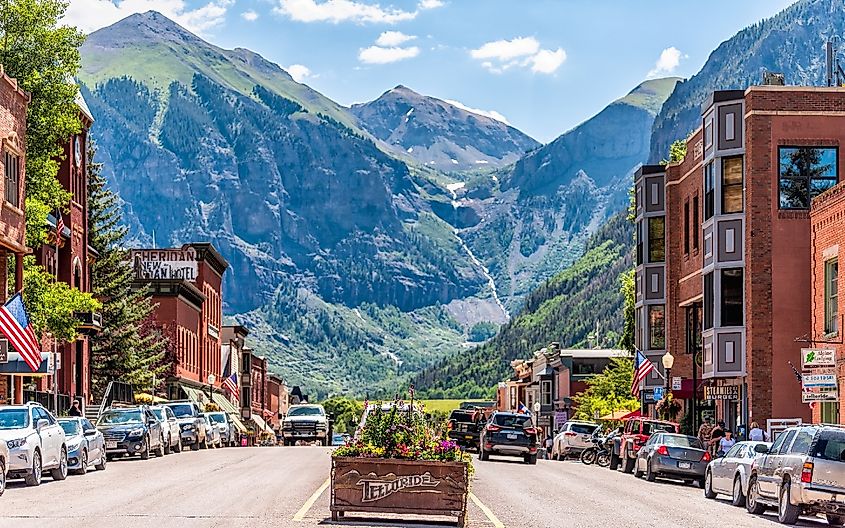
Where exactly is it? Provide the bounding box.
[75,311,103,336]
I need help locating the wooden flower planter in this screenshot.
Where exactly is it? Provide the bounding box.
[331,457,469,527]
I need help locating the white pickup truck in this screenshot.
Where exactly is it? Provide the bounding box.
[281,404,329,446]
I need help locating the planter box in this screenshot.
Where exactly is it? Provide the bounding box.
[331,457,469,526]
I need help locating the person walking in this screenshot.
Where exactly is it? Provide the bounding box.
[697,417,714,447]
[67,399,82,417]
[709,421,726,454]
[748,421,770,442]
[718,430,736,456]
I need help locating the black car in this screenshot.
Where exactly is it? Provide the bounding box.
[479,412,539,464]
[447,409,484,451]
[97,406,165,460]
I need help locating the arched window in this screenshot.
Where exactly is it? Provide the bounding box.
[72,258,82,291]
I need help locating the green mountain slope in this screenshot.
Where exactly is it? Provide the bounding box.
[415,212,633,398]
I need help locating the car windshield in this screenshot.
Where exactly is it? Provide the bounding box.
[60,420,81,436]
[168,404,196,418]
[449,411,474,422]
[0,409,29,429]
[209,413,226,424]
[642,422,676,435]
[570,424,598,435]
[662,435,703,449]
[811,430,845,461]
[151,409,164,420]
[99,410,143,424]
[288,407,323,417]
[493,414,531,428]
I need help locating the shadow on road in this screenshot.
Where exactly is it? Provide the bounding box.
[318,517,458,527]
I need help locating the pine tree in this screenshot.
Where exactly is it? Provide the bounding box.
[87,141,173,399]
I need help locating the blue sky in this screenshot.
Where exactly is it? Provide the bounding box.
[67,0,798,142]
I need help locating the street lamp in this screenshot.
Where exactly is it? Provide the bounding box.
[661,351,675,396]
[207,374,216,408]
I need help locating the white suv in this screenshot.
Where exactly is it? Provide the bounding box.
[552,420,600,459]
[0,403,68,486]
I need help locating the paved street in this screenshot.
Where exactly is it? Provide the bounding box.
[0,448,832,528]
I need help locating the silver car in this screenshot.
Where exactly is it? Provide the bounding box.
[551,421,599,460]
[746,424,845,525]
[634,432,710,487]
[0,435,7,496]
[200,414,221,448]
[58,417,107,475]
[704,440,771,506]
[150,406,182,454]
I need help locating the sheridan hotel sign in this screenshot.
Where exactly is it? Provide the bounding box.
[131,248,198,281]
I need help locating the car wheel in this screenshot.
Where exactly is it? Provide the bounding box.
[731,475,746,507]
[140,437,151,460]
[191,441,200,451]
[778,482,800,525]
[633,458,644,478]
[175,438,183,453]
[609,451,620,470]
[746,476,767,515]
[0,458,6,496]
[622,452,635,474]
[645,458,656,482]
[50,447,68,481]
[164,435,172,455]
[24,449,42,486]
[479,448,489,461]
[704,470,717,499]
[826,514,845,526]
[155,435,165,457]
[94,450,106,471]
[75,448,88,475]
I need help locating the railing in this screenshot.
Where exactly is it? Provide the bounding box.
[98,380,135,418]
[23,390,70,416]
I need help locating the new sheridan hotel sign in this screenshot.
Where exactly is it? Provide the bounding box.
[131,248,198,281]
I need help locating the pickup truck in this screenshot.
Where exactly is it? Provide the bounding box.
[447,409,484,451]
[610,416,679,473]
[282,404,329,446]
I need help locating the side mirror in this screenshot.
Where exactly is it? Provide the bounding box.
[36,419,49,431]
[84,429,97,437]
[754,444,770,454]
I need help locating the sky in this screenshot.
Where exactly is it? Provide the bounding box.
[64,0,798,143]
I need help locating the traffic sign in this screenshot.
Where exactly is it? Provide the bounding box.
[653,387,664,400]
[672,377,682,391]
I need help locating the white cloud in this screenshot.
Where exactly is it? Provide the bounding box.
[647,46,686,78]
[286,64,314,82]
[63,0,233,34]
[418,0,443,8]
[471,36,565,75]
[241,9,258,21]
[375,30,415,47]
[443,99,510,125]
[274,0,416,24]
[358,45,420,64]
[529,48,566,74]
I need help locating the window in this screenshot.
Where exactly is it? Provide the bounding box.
[826,259,839,335]
[692,195,700,251]
[636,221,643,265]
[648,217,665,263]
[789,430,814,455]
[635,307,643,350]
[779,147,838,209]
[648,305,666,350]
[721,268,744,327]
[685,305,702,355]
[4,151,19,207]
[704,162,715,220]
[769,429,790,454]
[722,156,743,213]
[541,380,552,406]
[776,430,796,454]
[704,273,714,330]
[821,402,839,425]
[812,429,845,460]
[724,444,743,459]
[684,201,690,255]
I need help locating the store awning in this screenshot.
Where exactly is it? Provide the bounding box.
[251,413,273,434]
[599,409,642,421]
[181,385,210,406]
[0,353,50,376]
[211,393,248,434]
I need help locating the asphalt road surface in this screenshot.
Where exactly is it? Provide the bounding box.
[0,447,833,528]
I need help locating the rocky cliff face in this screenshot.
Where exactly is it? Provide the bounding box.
[650,0,845,161]
[350,85,539,172]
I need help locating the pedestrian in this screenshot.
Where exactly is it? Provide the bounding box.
[67,399,82,417]
[544,434,553,460]
[718,430,736,456]
[697,417,713,447]
[748,421,770,442]
[709,421,726,454]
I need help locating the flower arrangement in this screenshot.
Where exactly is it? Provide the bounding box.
[655,393,682,421]
[333,399,473,469]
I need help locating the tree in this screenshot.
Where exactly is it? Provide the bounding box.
[87,141,171,399]
[618,269,635,353]
[321,396,363,434]
[573,357,639,421]
[22,258,99,342]
[660,139,687,166]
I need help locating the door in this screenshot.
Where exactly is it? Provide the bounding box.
[713,443,743,493]
[82,419,102,461]
[759,429,795,498]
[37,408,60,466]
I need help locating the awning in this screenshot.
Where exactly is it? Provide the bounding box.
[181,385,207,404]
[251,414,273,434]
[0,352,51,376]
[211,393,248,434]
[599,409,642,421]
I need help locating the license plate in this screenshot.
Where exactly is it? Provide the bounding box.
[465,435,473,439]
[507,434,517,440]
[106,441,117,449]
[678,461,692,469]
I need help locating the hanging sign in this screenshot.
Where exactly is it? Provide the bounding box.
[801,348,836,369]
[704,385,740,400]
[802,372,838,389]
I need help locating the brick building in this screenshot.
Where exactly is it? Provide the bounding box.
[644,85,845,432]
[810,180,845,423]
[0,68,31,404]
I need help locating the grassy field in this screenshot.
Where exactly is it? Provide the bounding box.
[416,399,491,413]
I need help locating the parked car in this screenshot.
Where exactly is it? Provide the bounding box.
[478,411,539,465]
[0,403,68,486]
[0,430,8,496]
[611,416,679,473]
[746,424,845,525]
[199,414,222,448]
[150,405,182,454]
[331,433,347,446]
[446,408,484,451]
[704,440,771,506]
[206,411,235,447]
[58,417,107,475]
[551,420,600,460]
[282,404,329,446]
[163,401,207,450]
[97,405,164,460]
[633,432,710,487]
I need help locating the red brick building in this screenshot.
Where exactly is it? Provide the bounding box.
[810,180,844,423]
[131,243,227,399]
[0,68,30,404]
[646,85,845,432]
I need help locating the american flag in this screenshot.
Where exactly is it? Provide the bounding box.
[55,213,64,244]
[0,293,41,371]
[223,372,239,400]
[631,350,656,397]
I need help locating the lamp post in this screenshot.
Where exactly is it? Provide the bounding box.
[661,351,675,397]
[207,374,216,409]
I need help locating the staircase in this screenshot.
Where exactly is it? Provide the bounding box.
[85,400,102,423]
